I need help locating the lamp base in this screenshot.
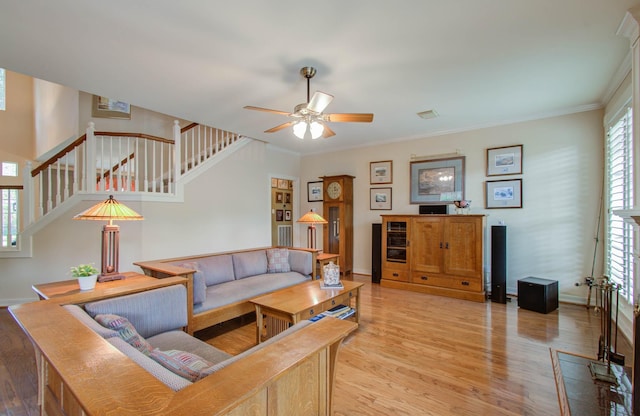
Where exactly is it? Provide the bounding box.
[98,273,126,283]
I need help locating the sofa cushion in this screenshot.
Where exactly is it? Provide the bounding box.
[63,304,119,339]
[289,249,313,276]
[195,254,235,286]
[84,285,187,339]
[149,349,213,382]
[95,314,154,355]
[232,250,268,279]
[193,272,310,314]
[201,320,313,377]
[176,261,206,304]
[107,337,192,391]
[147,330,232,365]
[266,248,291,273]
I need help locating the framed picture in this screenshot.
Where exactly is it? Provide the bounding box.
[277,179,289,189]
[486,145,523,176]
[307,181,323,202]
[271,178,278,188]
[276,209,284,221]
[370,188,392,210]
[370,160,393,184]
[410,156,465,204]
[485,179,522,209]
[275,192,283,203]
[91,95,131,119]
[285,210,292,221]
[285,193,291,204]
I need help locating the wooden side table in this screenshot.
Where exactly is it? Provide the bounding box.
[32,271,188,302]
[317,253,339,281]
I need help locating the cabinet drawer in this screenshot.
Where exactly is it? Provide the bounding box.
[323,292,351,309]
[382,269,409,282]
[411,273,482,291]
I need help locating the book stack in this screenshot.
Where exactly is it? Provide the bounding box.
[322,304,356,320]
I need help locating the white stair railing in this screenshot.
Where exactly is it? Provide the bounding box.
[21,121,243,228]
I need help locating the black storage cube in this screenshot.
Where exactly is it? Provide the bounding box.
[517,277,558,314]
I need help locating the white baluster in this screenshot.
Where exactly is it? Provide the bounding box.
[86,122,96,193]
[23,161,34,226]
[173,120,181,184]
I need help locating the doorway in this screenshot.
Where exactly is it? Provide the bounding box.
[271,177,294,246]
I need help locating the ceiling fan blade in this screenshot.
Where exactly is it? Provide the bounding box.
[264,121,295,133]
[244,105,291,116]
[324,113,374,123]
[322,124,336,138]
[307,91,334,113]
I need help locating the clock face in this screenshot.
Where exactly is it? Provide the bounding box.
[327,181,342,199]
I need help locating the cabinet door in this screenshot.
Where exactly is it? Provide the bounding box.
[411,217,444,274]
[443,216,482,278]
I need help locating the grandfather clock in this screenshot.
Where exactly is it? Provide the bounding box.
[322,175,354,278]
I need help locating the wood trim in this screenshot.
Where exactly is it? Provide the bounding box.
[31,134,87,177]
[180,122,199,133]
[0,185,23,190]
[94,131,173,144]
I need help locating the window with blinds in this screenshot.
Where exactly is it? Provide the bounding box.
[605,106,633,302]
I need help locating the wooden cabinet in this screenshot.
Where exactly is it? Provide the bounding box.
[381,215,485,302]
[322,175,354,277]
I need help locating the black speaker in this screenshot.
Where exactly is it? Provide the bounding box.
[371,223,382,283]
[419,205,448,214]
[491,225,507,303]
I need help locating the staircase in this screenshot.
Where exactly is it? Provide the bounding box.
[3,121,251,256]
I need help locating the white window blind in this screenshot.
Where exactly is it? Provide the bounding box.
[605,106,633,302]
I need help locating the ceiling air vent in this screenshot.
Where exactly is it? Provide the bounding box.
[417,109,438,119]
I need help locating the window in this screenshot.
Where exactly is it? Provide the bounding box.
[605,106,634,302]
[1,188,18,248]
[0,68,5,111]
[2,161,17,177]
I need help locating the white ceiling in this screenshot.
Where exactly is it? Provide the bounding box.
[1,0,639,155]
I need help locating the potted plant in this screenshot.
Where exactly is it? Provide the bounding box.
[71,264,99,291]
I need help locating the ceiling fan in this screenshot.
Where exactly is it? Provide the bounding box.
[244,66,374,139]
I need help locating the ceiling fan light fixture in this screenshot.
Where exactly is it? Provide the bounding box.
[293,121,307,139]
[309,121,324,139]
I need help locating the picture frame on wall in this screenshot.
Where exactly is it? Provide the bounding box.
[276,192,283,203]
[285,193,291,204]
[271,178,278,188]
[92,95,131,119]
[370,188,392,210]
[410,156,465,204]
[486,145,523,176]
[485,179,522,209]
[307,181,323,202]
[277,179,289,189]
[276,209,284,221]
[370,160,393,184]
[285,210,292,221]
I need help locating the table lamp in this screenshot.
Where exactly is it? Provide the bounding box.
[296,209,327,249]
[73,195,143,282]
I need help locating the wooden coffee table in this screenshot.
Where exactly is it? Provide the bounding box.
[250,279,363,343]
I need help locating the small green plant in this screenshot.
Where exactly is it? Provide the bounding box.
[70,264,99,277]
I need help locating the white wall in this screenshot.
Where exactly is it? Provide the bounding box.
[0,141,301,305]
[34,79,79,158]
[300,110,604,304]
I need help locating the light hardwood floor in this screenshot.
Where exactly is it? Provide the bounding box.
[1,274,632,416]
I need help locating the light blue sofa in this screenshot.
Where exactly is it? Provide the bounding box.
[64,284,312,391]
[135,247,317,333]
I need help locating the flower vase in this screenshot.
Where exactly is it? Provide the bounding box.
[78,274,98,291]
